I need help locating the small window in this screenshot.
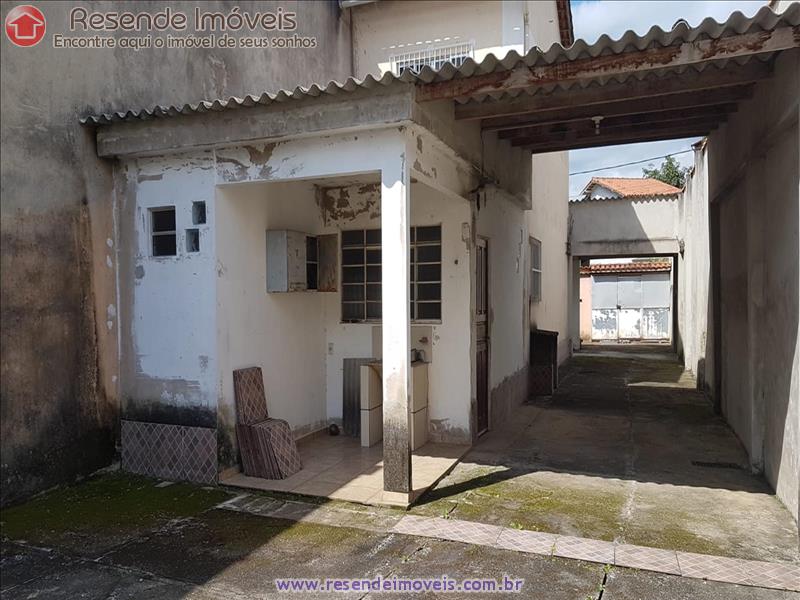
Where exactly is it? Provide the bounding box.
[306,235,318,291]
[151,207,176,256]
[186,229,200,253]
[192,201,206,225]
[530,237,542,303]
[341,226,442,323]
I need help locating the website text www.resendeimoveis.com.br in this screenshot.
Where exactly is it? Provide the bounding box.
[275,576,525,594]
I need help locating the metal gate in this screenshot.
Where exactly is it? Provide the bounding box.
[591,272,671,341]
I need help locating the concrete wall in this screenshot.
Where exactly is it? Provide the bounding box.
[0,0,352,505]
[528,152,571,364]
[677,143,714,395]
[680,50,799,520]
[708,50,799,521]
[351,0,562,78]
[570,196,680,258]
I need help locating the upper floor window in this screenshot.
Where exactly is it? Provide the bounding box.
[391,41,474,75]
[341,226,442,323]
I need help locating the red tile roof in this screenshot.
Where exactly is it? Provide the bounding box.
[589,177,682,198]
[580,261,672,275]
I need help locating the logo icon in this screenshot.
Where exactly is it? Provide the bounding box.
[5,5,46,47]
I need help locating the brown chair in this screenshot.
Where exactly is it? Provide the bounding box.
[233,367,302,479]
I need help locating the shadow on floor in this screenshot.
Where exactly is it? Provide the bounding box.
[412,350,800,564]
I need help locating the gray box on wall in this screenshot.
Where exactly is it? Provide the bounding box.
[266,230,308,292]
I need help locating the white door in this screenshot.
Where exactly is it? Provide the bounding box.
[591,275,619,340]
[641,272,671,339]
[617,275,643,339]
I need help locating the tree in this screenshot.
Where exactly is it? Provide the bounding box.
[642,155,689,188]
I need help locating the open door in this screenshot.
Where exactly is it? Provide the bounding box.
[475,237,489,435]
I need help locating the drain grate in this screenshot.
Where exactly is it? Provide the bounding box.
[691,460,744,470]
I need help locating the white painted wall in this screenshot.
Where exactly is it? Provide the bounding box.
[121,119,541,459]
[570,196,680,257]
[213,174,474,446]
[216,181,328,437]
[120,152,219,424]
[476,188,527,390]
[677,144,713,393]
[528,151,571,364]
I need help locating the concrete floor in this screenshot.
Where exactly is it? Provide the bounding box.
[1,473,795,599]
[411,347,800,564]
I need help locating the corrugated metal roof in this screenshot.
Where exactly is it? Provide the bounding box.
[80,5,799,126]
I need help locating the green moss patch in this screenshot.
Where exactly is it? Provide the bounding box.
[0,473,229,554]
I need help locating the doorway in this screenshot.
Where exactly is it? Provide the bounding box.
[475,237,489,435]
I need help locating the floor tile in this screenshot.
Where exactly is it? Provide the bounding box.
[676,552,753,586]
[615,544,680,575]
[494,528,558,555]
[553,535,615,564]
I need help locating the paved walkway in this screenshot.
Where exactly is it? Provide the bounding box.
[217,492,800,592]
[2,472,796,599]
[410,348,799,567]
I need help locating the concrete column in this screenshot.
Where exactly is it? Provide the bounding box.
[568,257,582,351]
[381,155,412,494]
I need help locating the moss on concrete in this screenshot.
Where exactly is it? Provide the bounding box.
[624,523,725,556]
[0,473,229,552]
[458,480,627,541]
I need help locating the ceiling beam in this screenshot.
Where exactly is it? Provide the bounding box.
[518,121,720,153]
[525,128,715,153]
[498,104,736,141]
[417,25,798,102]
[481,85,754,132]
[512,116,723,147]
[454,60,771,121]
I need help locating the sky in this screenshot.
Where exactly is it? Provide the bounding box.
[567,0,766,198]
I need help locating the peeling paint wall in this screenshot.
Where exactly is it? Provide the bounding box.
[118,152,219,429]
[119,127,480,465]
[0,1,353,505]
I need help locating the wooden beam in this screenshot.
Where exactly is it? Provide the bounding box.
[454,60,771,121]
[418,25,798,102]
[481,86,754,131]
[518,121,720,153]
[498,104,736,141]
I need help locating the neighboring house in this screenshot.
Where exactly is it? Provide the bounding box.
[579,260,673,342]
[580,177,681,202]
[349,0,573,78]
